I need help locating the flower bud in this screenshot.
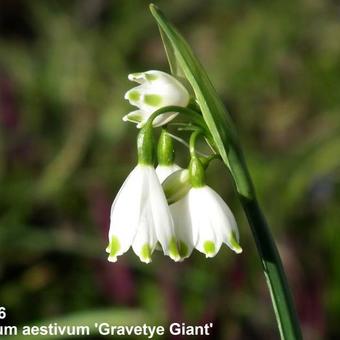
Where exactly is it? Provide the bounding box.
[123,70,190,128]
[162,169,191,204]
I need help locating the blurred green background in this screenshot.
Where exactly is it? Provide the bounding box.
[0,0,339,339]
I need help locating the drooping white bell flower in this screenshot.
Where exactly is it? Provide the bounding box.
[123,70,190,128]
[170,186,242,259]
[169,157,242,259]
[107,164,181,263]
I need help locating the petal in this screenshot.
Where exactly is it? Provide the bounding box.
[153,82,189,108]
[122,110,148,125]
[107,166,145,262]
[145,167,180,262]
[170,194,195,259]
[124,85,144,107]
[137,83,187,113]
[188,187,223,258]
[144,70,173,83]
[128,72,147,84]
[135,112,179,129]
[156,164,182,183]
[151,112,179,127]
[125,70,189,128]
[130,166,158,263]
[201,186,242,254]
[128,70,174,84]
[124,85,179,128]
[131,217,157,264]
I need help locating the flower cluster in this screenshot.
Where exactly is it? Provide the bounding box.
[107,70,242,263]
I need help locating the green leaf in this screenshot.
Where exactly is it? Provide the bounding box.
[159,28,184,78]
[150,4,302,340]
[149,4,253,199]
[150,5,236,162]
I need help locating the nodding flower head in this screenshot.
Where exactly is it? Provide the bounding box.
[107,164,181,263]
[170,185,242,259]
[108,68,242,264]
[123,70,190,128]
[169,157,242,259]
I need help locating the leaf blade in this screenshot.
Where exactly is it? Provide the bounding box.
[150,4,237,167]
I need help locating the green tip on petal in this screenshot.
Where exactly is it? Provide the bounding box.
[140,244,152,263]
[203,241,216,257]
[123,111,143,124]
[230,232,243,254]
[144,94,162,106]
[178,240,189,258]
[127,90,141,101]
[145,73,158,81]
[108,255,117,263]
[107,236,120,262]
[168,238,181,261]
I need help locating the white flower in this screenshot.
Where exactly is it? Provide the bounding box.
[156,163,181,183]
[107,164,180,263]
[123,70,190,128]
[170,186,242,259]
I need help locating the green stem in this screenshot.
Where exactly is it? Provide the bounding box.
[189,129,202,157]
[165,131,212,158]
[146,105,217,155]
[228,145,302,339]
[200,153,221,168]
[146,105,208,132]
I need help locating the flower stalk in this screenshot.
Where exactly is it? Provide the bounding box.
[137,123,155,165]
